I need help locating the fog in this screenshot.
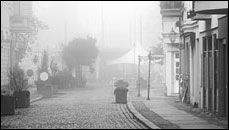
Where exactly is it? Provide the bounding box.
[33,1,162,50]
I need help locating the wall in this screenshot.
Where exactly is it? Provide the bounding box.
[161,15,180,96]
[1,1,12,87]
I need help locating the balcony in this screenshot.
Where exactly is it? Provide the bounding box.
[10,15,33,33]
[193,1,228,14]
[160,1,182,9]
[160,1,182,17]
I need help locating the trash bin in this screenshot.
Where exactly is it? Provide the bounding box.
[114,86,128,104]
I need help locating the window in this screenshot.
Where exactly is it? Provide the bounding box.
[175,53,180,58]
[203,37,207,51]
[176,62,179,67]
[176,68,180,74]
[176,75,179,80]
[208,36,212,50]
[213,34,218,50]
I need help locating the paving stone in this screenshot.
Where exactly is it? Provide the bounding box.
[1,85,147,129]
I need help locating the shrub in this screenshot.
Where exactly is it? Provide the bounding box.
[52,69,72,89]
[9,65,29,92]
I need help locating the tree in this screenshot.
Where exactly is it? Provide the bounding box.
[50,58,58,76]
[38,50,49,77]
[62,36,99,87]
[17,17,48,65]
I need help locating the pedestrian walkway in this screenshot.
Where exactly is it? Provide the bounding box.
[127,84,227,129]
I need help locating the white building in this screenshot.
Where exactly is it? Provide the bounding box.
[1,1,12,86]
[160,1,182,96]
[1,1,34,88]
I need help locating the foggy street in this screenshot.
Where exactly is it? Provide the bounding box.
[1,83,148,129]
[1,1,228,129]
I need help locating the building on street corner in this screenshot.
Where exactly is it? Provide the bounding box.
[160,1,182,96]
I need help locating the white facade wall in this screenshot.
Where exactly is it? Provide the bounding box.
[162,15,180,96]
[1,1,12,87]
[165,52,172,95]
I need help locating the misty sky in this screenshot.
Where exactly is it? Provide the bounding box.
[33,1,162,50]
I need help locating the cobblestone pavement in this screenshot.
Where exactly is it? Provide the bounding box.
[1,84,148,129]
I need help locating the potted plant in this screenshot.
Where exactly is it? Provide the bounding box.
[10,65,30,108]
[1,84,15,116]
[35,50,53,97]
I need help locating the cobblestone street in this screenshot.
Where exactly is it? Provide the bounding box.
[1,84,148,129]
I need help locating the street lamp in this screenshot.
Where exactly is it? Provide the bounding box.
[169,28,177,44]
[138,56,141,97]
[147,51,152,100]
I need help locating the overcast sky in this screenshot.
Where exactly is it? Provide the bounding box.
[33,1,162,50]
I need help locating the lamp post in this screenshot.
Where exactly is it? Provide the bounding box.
[169,28,177,45]
[147,51,152,100]
[138,56,141,97]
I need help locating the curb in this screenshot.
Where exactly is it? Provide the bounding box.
[30,96,43,103]
[127,101,161,129]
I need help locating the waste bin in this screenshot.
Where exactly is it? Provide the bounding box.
[114,87,128,104]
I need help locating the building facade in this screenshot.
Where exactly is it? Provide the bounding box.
[179,1,228,119]
[1,1,33,89]
[1,1,12,86]
[160,1,182,96]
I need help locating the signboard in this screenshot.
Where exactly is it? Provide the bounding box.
[27,69,33,77]
[40,72,49,81]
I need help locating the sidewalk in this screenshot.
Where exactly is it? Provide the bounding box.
[127,84,228,129]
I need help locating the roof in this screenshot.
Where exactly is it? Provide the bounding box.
[107,43,149,65]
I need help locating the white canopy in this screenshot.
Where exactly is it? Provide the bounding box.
[107,43,149,65]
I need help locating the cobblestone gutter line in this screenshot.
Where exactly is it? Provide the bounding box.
[132,101,181,129]
[127,102,160,129]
